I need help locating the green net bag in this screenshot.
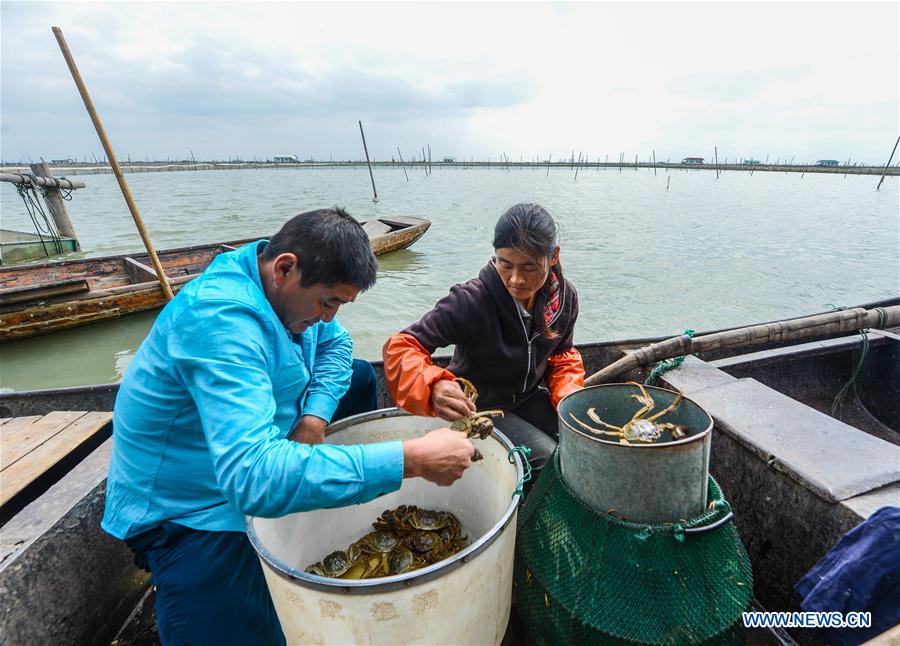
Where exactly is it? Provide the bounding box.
[515,451,752,645]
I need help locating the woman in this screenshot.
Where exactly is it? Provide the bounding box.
[383,203,584,473]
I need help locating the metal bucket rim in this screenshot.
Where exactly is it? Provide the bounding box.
[558,383,713,448]
[246,407,524,594]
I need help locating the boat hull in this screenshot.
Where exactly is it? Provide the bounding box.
[0,217,431,342]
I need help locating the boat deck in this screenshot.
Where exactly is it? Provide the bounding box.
[0,411,112,510]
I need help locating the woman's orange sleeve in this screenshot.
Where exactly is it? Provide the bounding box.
[545,347,585,408]
[382,333,456,417]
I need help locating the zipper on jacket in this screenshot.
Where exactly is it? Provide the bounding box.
[514,303,542,394]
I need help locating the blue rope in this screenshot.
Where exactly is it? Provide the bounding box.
[508,446,532,498]
[644,329,696,385]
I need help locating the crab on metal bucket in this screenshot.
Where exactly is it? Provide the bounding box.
[568,381,688,444]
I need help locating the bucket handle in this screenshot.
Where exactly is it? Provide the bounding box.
[683,510,734,535]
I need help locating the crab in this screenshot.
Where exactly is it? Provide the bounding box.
[307,506,471,580]
[450,378,504,440]
[373,505,415,536]
[387,545,417,575]
[408,508,451,531]
[406,530,444,554]
[305,549,353,578]
[568,382,689,444]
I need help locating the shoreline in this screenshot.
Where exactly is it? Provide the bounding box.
[2,161,897,176]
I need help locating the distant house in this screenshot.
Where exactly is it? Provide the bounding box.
[442,156,456,163]
[742,159,762,165]
[273,154,298,163]
[682,157,704,164]
[815,159,840,167]
[50,158,75,164]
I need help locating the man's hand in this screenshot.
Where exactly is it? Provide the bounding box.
[430,379,476,421]
[288,415,328,445]
[403,428,475,486]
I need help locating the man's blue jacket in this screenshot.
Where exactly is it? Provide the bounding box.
[102,241,403,540]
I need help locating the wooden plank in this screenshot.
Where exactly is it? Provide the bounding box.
[377,215,428,227]
[1,411,88,470]
[0,411,111,507]
[123,256,160,284]
[0,415,41,435]
[362,220,392,236]
[0,278,89,306]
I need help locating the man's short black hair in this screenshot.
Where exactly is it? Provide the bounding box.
[261,207,377,290]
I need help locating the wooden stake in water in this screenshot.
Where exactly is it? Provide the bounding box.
[715,146,720,179]
[358,120,377,200]
[666,176,670,190]
[876,136,900,190]
[574,153,581,180]
[546,154,551,178]
[52,26,173,301]
[653,150,657,176]
[396,147,409,182]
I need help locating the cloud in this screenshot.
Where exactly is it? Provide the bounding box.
[0,2,896,162]
[667,66,812,102]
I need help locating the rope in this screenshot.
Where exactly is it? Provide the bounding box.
[14,177,63,256]
[831,329,870,420]
[824,303,877,420]
[508,445,533,498]
[644,328,695,385]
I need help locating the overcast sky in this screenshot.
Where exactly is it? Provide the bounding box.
[2,1,897,164]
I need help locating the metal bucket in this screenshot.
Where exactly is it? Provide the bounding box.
[557,383,713,524]
[247,409,524,645]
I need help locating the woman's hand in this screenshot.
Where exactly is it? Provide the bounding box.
[288,415,327,444]
[430,379,476,421]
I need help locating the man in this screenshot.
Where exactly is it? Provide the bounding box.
[102,208,475,645]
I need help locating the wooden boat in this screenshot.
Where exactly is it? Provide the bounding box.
[0,216,430,342]
[1,301,897,644]
[0,229,79,265]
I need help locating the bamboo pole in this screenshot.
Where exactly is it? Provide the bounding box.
[52,27,173,300]
[584,305,900,386]
[358,120,377,199]
[714,146,719,179]
[0,173,85,190]
[876,136,900,190]
[396,147,409,181]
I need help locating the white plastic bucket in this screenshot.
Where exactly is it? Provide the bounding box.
[247,409,524,645]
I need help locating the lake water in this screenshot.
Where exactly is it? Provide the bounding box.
[1,166,897,391]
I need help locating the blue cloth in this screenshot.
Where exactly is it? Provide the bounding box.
[102,240,403,540]
[125,366,379,646]
[796,506,900,645]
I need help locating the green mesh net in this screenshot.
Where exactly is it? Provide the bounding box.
[514,452,753,645]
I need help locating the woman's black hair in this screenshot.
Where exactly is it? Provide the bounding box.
[261,207,377,290]
[492,203,562,339]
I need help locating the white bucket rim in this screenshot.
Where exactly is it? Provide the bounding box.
[558,383,714,448]
[246,407,525,594]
